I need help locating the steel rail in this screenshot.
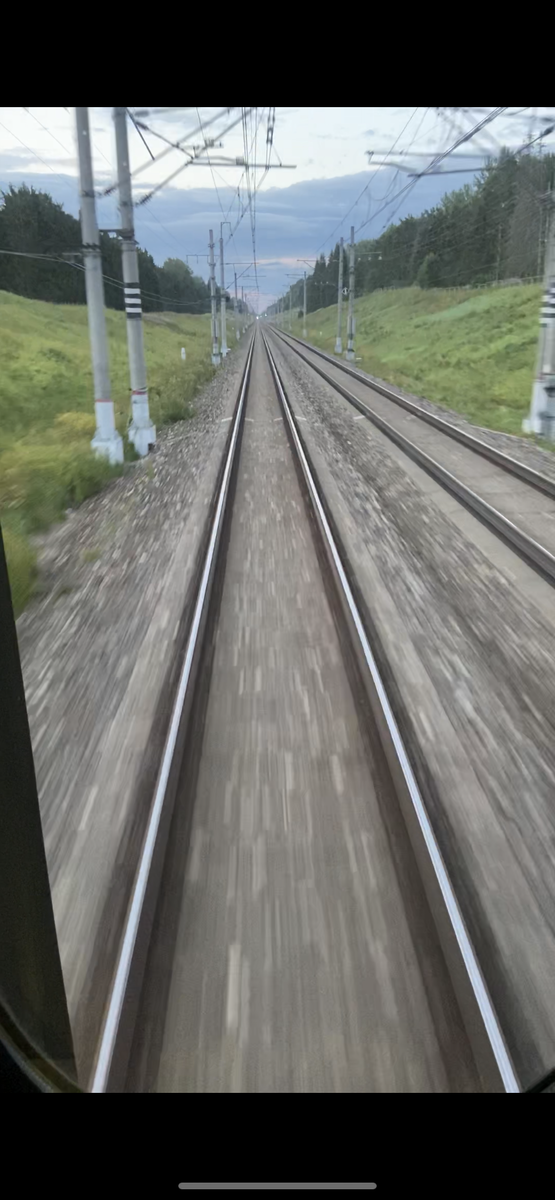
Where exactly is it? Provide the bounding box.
[272,327,555,500]
[90,326,520,1093]
[91,335,255,1093]
[262,331,520,1094]
[269,329,555,587]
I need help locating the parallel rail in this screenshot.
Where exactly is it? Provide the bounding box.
[263,334,518,1094]
[273,326,555,500]
[270,327,555,587]
[91,329,520,1093]
[91,335,256,1093]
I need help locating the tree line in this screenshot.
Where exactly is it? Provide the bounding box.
[273,149,555,316]
[0,184,237,314]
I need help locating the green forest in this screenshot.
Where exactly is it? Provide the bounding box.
[0,184,225,315]
[274,150,555,316]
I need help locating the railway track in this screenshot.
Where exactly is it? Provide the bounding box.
[270,327,555,587]
[90,329,519,1094]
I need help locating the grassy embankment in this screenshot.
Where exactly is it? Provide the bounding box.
[284,283,542,436]
[2,283,543,613]
[0,291,218,613]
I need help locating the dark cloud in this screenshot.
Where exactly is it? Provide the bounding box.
[0,165,482,308]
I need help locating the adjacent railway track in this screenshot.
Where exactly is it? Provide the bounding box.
[270,327,555,587]
[90,330,520,1094]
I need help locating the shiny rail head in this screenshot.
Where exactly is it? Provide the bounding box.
[269,329,555,587]
[262,331,520,1095]
[272,326,555,499]
[90,335,256,1094]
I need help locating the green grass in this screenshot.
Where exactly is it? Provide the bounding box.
[1,515,37,614]
[284,284,542,437]
[0,291,219,613]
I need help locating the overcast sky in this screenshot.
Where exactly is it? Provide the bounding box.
[1,107,553,311]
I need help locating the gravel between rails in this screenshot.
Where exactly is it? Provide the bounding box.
[269,330,555,1090]
[16,340,251,1084]
[128,335,479,1094]
[297,338,555,483]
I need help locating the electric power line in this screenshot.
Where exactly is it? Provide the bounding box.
[0,116,77,199]
[314,107,422,255]
[0,247,214,310]
[353,107,509,239]
[22,108,75,162]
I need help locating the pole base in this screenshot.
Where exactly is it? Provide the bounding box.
[212,353,221,366]
[345,350,355,361]
[128,394,156,456]
[129,420,156,457]
[523,380,555,435]
[91,430,124,465]
[335,338,342,353]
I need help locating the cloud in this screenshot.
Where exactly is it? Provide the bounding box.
[0,164,483,307]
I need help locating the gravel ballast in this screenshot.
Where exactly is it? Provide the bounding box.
[269,330,555,1090]
[17,341,250,1082]
[293,334,555,482]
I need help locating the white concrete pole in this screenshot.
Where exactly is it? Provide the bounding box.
[209,230,220,365]
[219,230,228,357]
[234,271,239,341]
[524,191,555,436]
[346,225,355,361]
[75,107,123,464]
[113,107,156,456]
[335,236,344,354]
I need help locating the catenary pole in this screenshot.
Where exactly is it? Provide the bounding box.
[209,230,220,365]
[113,107,156,456]
[75,106,123,463]
[346,225,355,361]
[524,189,555,436]
[335,236,344,354]
[219,227,228,357]
[234,271,239,341]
